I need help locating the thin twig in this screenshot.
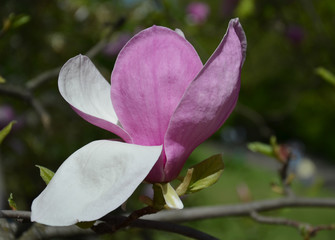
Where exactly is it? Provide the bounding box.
[92,216,219,240]
[13,214,218,240]
[142,197,335,222]
[0,85,51,129]
[111,206,159,231]
[250,210,300,228]
[0,210,31,223]
[30,98,51,129]
[309,224,335,237]
[250,211,335,239]
[2,197,335,239]
[0,85,31,100]
[279,158,296,198]
[235,103,273,138]
[19,223,92,240]
[25,68,61,90]
[26,16,126,91]
[1,17,126,129]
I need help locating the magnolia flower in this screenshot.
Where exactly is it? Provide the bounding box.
[186,2,210,24]
[31,18,247,226]
[0,105,15,129]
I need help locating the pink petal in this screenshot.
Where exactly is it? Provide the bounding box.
[163,18,247,181]
[59,55,131,142]
[111,26,203,147]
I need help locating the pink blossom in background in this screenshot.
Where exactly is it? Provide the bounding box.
[103,33,132,56]
[0,105,15,129]
[186,2,210,24]
[286,25,305,46]
[31,18,247,226]
[0,105,24,130]
[0,105,25,155]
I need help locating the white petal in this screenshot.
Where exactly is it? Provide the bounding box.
[158,183,184,209]
[31,140,162,226]
[175,28,185,39]
[58,55,118,125]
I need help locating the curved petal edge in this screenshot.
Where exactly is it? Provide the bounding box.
[31,140,162,226]
[58,55,131,142]
[163,18,247,181]
[111,26,203,146]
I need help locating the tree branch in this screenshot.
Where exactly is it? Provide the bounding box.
[2,197,335,239]
[0,85,31,100]
[0,210,31,222]
[0,17,126,129]
[30,98,51,129]
[235,103,273,138]
[142,197,335,222]
[250,210,300,228]
[109,206,159,231]
[25,16,126,90]
[25,68,61,90]
[0,85,51,129]
[18,223,92,240]
[250,211,335,239]
[93,216,218,240]
[4,197,335,223]
[0,210,218,240]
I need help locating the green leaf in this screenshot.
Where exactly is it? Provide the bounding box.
[270,135,278,148]
[235,0,255,18]
[1,13,30,34]
[299,224,311,239]
[76,221,95,229]
[0,121,16,145]
[8,193,17,210]
[315,67,335,86]
[176,168,194,196]
[12,14,30,29]
[2,18,11,32]
[36,165,54,185]
[247,142,275,158]
[0,76,5,83]
[187,154,224,193]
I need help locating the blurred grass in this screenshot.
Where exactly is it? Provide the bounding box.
[110,143,335,240]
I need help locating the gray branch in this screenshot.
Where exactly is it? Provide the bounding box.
[250,211,335,239]
[2,197,335,224]
[26,17,125,90]
[142,197,335,222]
[93,216,218,240]
[1,197,335,239]
[250,211,300,228]
[0,17,126,129]
[19,223,93,240]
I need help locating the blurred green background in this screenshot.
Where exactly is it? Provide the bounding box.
[1,0,335,239]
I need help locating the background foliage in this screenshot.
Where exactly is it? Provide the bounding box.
[1,0,335,239]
